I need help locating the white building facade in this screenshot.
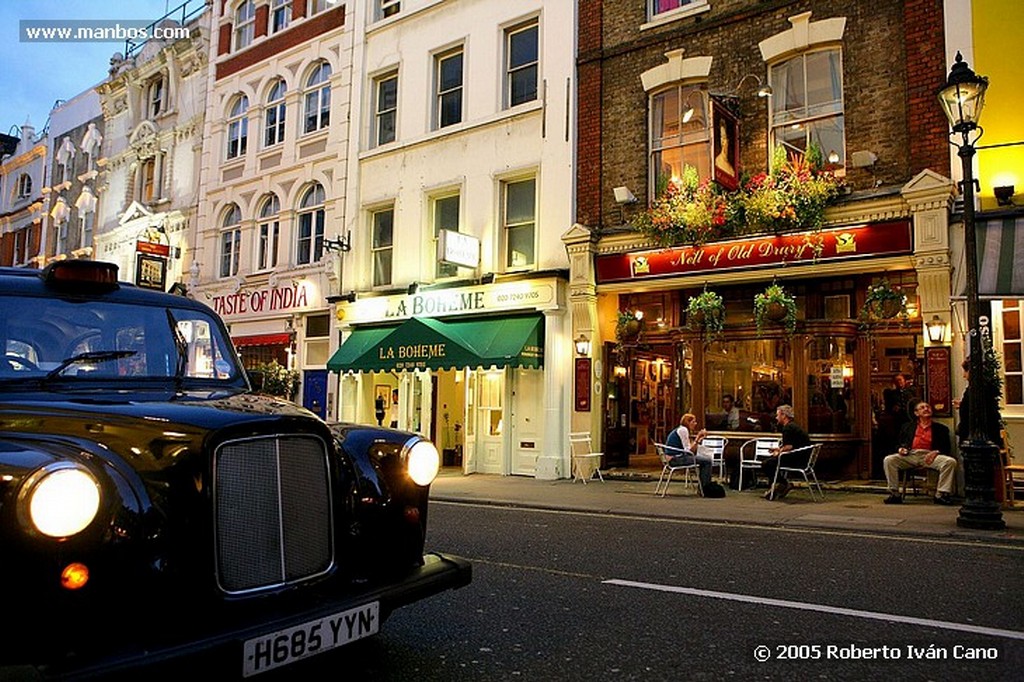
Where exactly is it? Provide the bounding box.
[329,0,578,478]
[191,0,354,419]
[0,119,48,268]
[94,9,209,294]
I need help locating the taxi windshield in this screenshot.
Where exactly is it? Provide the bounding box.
[0,295,240,383]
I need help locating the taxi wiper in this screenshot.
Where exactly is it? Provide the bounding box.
[44,350,137,380]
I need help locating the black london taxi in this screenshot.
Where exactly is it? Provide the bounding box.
[0,261,471,680]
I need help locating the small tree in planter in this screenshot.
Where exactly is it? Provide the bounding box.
[686,286,725,344]
[754,282,797,336]
[859,279,909,332]
[250,360,301,400]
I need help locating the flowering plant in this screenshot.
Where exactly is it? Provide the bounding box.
[858,279,910,331]
[686,287,725,343]
[753,282,797,336]
[631,143,844,248]
[631,166,739,247]
[249,361,301,399]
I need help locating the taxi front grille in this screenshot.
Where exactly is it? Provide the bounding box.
[214,435,333,594]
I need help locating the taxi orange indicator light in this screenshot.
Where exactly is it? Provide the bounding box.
[61,563,90,590]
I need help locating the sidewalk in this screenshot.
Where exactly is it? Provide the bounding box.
[430,467,1024,546]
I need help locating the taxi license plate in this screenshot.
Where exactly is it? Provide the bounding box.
[242,601,379,677]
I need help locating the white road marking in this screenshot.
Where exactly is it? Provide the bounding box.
[604,579,1024,641]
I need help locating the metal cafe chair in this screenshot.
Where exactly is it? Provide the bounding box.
[699,435,728,482]
[653,442,703,497]
[769,443,825,501]
[738,437,781,491]
[568,432,604,484]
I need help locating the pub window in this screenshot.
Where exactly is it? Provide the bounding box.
[371,206,394,287]
[704,338,794,433]
[649,0,709,21]
[650,83,710,193]
[768,47,846,171]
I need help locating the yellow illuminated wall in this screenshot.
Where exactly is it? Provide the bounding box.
[973,0,1024,209]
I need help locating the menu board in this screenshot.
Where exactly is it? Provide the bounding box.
[575,358,592,412]
[926,347,952,417]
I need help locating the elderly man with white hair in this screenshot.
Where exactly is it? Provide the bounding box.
[761,404,811,500]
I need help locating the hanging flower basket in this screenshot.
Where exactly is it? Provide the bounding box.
[754,283,797,336]
[686,287,725,343]
[859,279,909,330]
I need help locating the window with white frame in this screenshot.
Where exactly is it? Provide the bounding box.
[650,83,710,192]
[12,230,26,265]
[650,0,707,19]
[1000,301,1023,406]
[265,79,287,147]
[227,95,249,159]
[16,173,32,198]
[271,0,291,33]
[371,207,394,287]
[220,204,242,277]
[433,193,460,279]
[79,212,94,251]
[373,72,398,146]
[769,47,845,169]
[148,75,165,118]
[233,0,255,51]
[308,0,330,15]
[138,157,157,203]
[505,20,538,108]
[304,62,331,134]
[435,48,463,129]
[297,183,325,265]
[502,177,536,270]
[258,194,281,270]
[56,218,68,255]
[375,0,400,21]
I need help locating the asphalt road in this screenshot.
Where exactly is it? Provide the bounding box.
[267,501,1024,681]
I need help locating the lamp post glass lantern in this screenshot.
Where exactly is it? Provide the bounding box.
[939,51,1004,529]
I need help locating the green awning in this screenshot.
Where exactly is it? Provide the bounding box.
[328,315,544,373]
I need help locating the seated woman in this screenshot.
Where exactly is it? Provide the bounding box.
[665,413,713,491]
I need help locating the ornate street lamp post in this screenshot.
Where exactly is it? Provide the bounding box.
[938,52,1005,530]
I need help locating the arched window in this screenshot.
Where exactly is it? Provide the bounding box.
[264,80,287,147]
[258,194,281,270]
[227,95,249,159]
[304,62,331,134]
[234,0,255,51]
[15,173,32,198]
[220,204,242,277]
[296,183,326,265]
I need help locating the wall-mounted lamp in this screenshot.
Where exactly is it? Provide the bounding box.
[926,315,947,344]
[323,230,352,252]
[408,281,419,295]
[827,149,840,164]
[574,334,592,357]
[732,74,773,98]
[613,186,638,204]
[994,185,1015,206]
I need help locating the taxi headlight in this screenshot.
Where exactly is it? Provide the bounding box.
[26,464,101,538]
[406,440,440,486]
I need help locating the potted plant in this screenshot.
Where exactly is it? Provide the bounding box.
[686,287,725,343]
[615,309,644,345]
[859,279,909,328]
[754,282,797,336]
[250,360,301,400]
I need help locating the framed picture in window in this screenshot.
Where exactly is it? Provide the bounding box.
[712,99,740,191]
[135,254,167,291]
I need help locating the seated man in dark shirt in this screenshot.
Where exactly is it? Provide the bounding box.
[883,400,957,505]
[761,404,811,500]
